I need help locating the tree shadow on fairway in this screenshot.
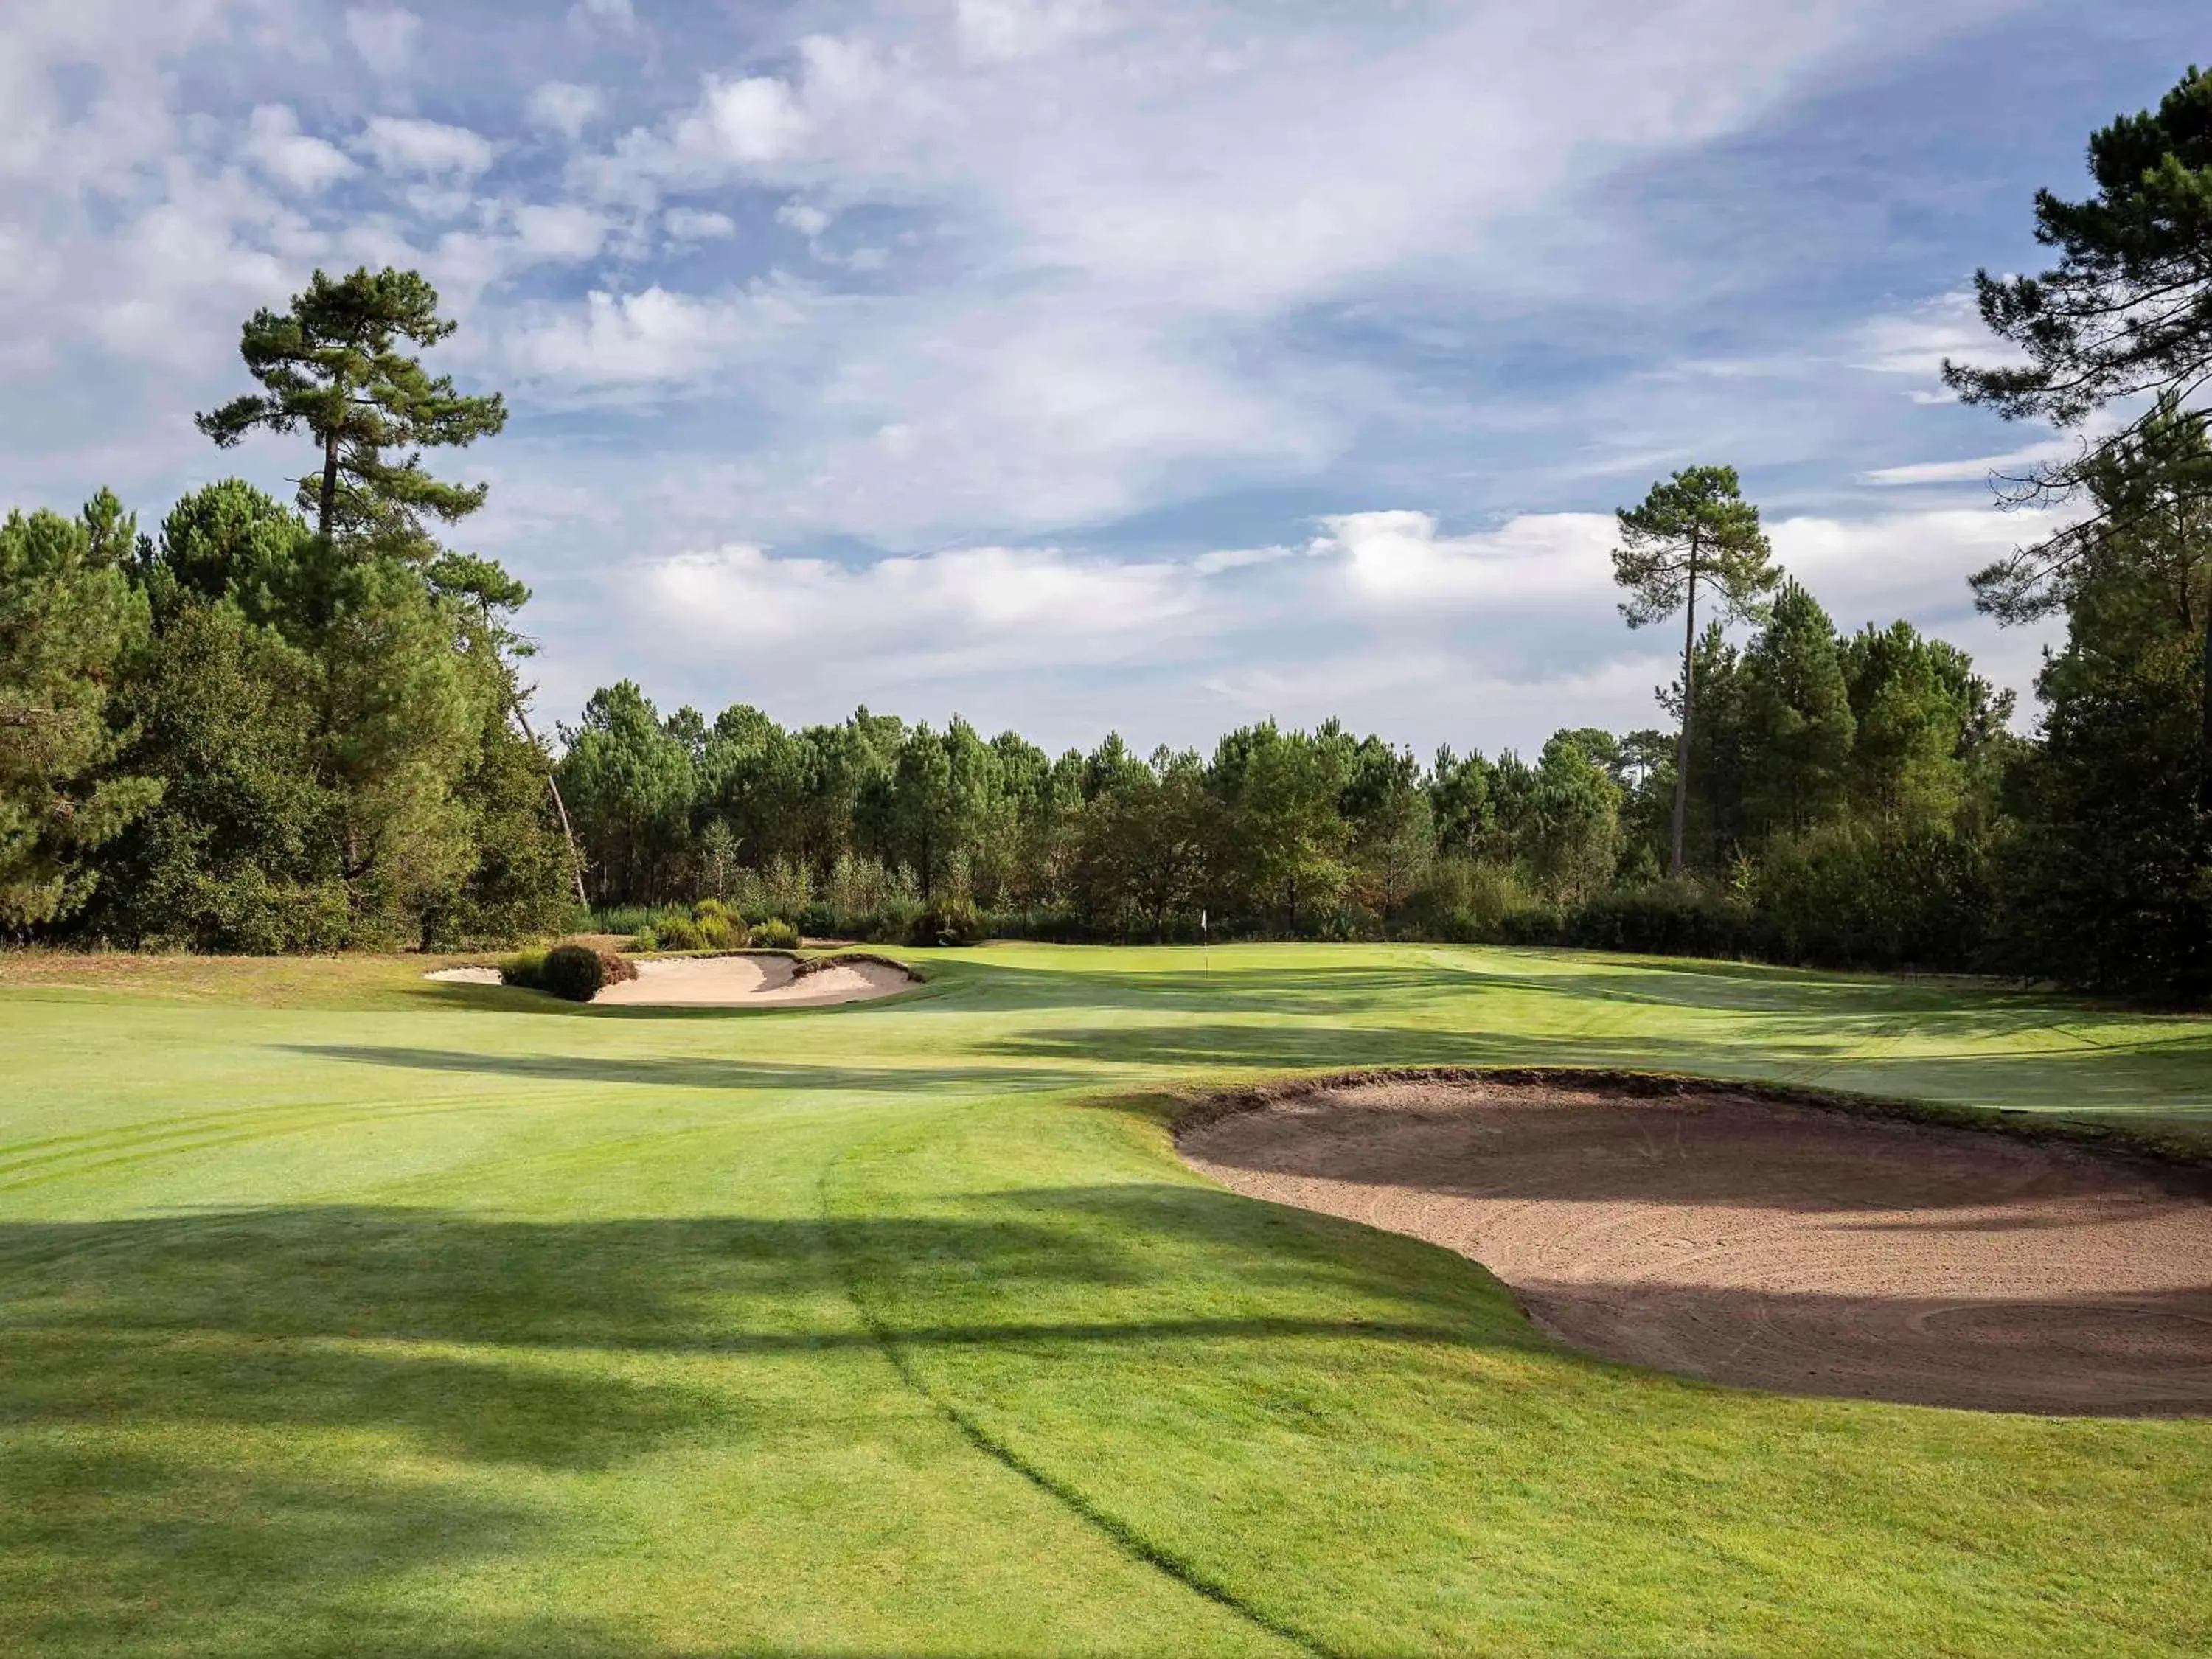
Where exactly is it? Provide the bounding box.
[0,1187,1534,1655]
[910,958,1452,1017]
[0,1439,648,1659]
[913,951,2059,1021]
[990,1020,2212,1124]
[0,1193,1506,1375]
[277,1044,1091,1096]
[982,1021,1756,1074]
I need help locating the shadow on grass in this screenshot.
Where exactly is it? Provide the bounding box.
[0,1187,1523,1654]
[277,1044,1093,1096]
[986,1019,2212,1113]
[13,1169,2205,1652]
[981,1021,1755,1074]
[904,953,2079,1022]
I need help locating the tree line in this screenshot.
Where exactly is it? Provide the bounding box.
[1,271,573,952]
[549,577,2027,970]
[1,68,2208,997]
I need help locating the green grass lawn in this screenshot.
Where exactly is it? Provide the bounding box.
[3,942,2209,1658]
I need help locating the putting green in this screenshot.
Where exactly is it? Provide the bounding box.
[2,943,2208,1658]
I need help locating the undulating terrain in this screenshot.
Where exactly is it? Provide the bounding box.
[3,943,2209,1657]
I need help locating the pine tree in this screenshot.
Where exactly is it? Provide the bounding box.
[0,497,162,928]
[197,267,506,546]
[1613,466,1780,876]
[1740,580,1854,840]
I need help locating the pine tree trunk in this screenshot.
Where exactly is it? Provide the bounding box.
[510,699,589,908]
[2200,611,2211,823]
[1669,540,1700,878]
[319,428,339,541]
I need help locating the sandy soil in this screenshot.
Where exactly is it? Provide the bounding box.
[591,953,914,1008]
[425,966,503,984]
[1180,1077,2212,1416]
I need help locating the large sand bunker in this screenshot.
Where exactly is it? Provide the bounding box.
[1180,1075,2212,1416]
[594,953,914,1007]
[426,953,915,1007]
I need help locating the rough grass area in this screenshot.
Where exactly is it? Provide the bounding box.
[2,942,2209,1657]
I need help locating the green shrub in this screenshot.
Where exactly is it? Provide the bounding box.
[540,943,609,1001]
[632,926,658,951]
[1750,825,1987,970]
[695,911,746,949]
[654,916,703,951]
[910,897,981,946]
[693,897,734,924]
[751,917,799,950]
[1567,880,1757,959]
[591,903,691,938]
[498,948,546,989]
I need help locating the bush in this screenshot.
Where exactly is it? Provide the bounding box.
[695,911,746,949]
[689,897,745,947]
[751,917,800,950]
[910,896,982,946]
[1496,902,1567,946]
[1405,858,1537,942]
[598,947,638,985]
[1566,880,1757,959]
[632,925,658,951]
[1751,825,1987,971]
[540,943,611,1001]
[592,902,691,939]
[653,916,703,951]
[498,947,546,989]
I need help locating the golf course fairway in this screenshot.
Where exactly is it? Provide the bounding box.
[3,942,2209,1658]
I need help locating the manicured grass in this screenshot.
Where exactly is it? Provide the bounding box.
[2,942,2208,1657]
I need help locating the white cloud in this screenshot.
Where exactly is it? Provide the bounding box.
[526,0,2037,552]
[358,116,497,179]
[1769,507,2065,624]
[0,0,2108,757]
[511,202,608,260]
[777,199,830,238]
[1316,511,1618,609]
[585,498,2060,755]
[344,7,422,77]
[1858,439,2076,487]
[666,206,737,242]
[1849,290,2032,392]
[526,81,605,141]
[956,0,1113,63]
[240,105,355,194]
[676,74,810,167]
[506,283,817,388]
[645,540,1204,674]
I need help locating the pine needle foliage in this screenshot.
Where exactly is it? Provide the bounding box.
[195,267,507,544]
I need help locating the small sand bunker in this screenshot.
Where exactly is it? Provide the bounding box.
[591,953,914,1008]
[424,965,503,984]
[1181,1076,2212,1416]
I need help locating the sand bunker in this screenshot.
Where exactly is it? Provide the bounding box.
[425,965,503,984]
[1180,1076,2212,1416]
[591,953,914,1008]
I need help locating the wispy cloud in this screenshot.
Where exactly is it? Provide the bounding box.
[0,0,2176,753]
[344,7,422,78]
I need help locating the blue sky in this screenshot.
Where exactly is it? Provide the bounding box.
[1,0,2199,756]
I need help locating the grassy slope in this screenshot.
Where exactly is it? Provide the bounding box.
[1,942,2208,1658]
